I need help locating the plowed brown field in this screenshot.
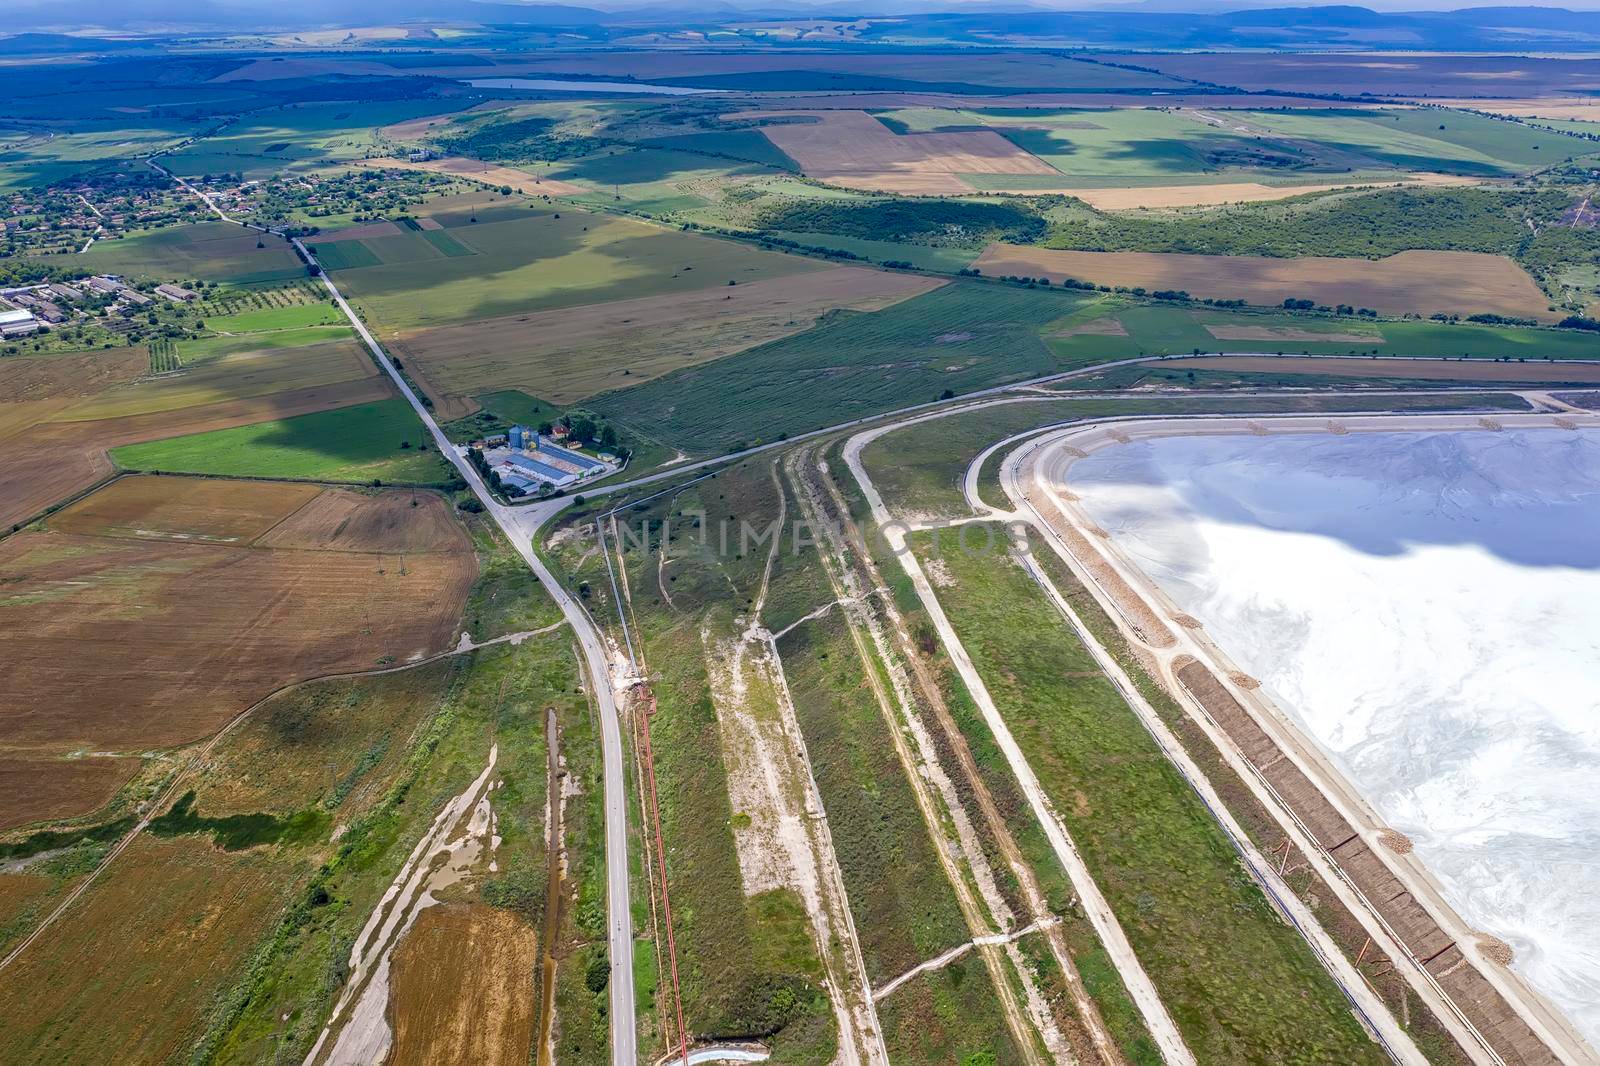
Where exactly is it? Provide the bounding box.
[974,245,1555,321]
[0,476,474,826]
[0,340,392,531]
[733,109,1057,194]
[388,903,540,1066]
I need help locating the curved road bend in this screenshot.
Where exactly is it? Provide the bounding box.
[296,241,639,1066]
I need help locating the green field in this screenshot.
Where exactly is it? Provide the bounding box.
[160,101,472,180]
[199,302,342,333]
[594,281,1082,453]
[72,222,305,286]
[871,105,1595,184]
[309,240,381,271]
[550,146,791,217]
[0,120,207,191]
[177,324,354,363]
[913,527,1385,1064]
[330,205,823,330]
[110,398,447,483]
[1046,297,1600,363]
[766,232,981,271]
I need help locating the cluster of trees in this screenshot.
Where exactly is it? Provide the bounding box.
[466,444,525,499]
[437,116,605,164]
[755,197,1046,247]
[542,413,624,455]
[1046,186,1571,260]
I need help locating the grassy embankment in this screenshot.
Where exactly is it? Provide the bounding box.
[903,523,1384,1064]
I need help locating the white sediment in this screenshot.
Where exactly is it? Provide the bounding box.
[1068,428,1600,1048]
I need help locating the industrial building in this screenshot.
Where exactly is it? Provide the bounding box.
[481,425,618,494]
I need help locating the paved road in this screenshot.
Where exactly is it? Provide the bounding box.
[297,241,640,1066]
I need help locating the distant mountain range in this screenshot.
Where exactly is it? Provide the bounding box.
[5,2,1600,50]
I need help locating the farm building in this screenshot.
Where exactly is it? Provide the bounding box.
[484,427,619,493]
[0,308,41,337]
[155,283,200,303]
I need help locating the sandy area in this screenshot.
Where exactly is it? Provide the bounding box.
[975,245,1556,322]
[1067,427,1600,1047]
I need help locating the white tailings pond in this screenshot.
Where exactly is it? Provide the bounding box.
[1066,427,1600,1047]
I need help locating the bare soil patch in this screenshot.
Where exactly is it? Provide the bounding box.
[0,477,473,825]
[254,485,471,554]
[391,265,943,408]
[316,220,404,242]
[732,109,1055,194]
[388,903,539,1066]
[975,244,1555,321]
[1181,355,1600,384]
[1205,325,1382,344]
[0,756,141,832]
[0,364,392,532]
[1051,317,1129,338]
[50,476,322,543]
[0,348,147,406]
[361,156,587,197]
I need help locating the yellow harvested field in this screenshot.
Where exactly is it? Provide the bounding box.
[1049,174,1477,210]
[1206,325,1384,343]
[49,477,321,543]
[0,477,474,823]
[361,155,588,197]
[0,339,392,532]
[255,485,471,553]
[974,245,1556,321]
[61,340,378,421]
[732,109,1056,194]
[1420,97,1600,121]
[1182,355,1600,384]
[388,904,539,1066]
[391,265,944,409]
[0,348,147,406]
[0,834,293,1064]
